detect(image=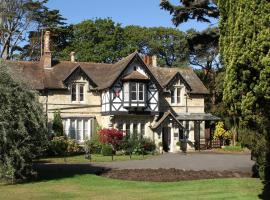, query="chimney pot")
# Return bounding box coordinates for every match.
[70,52,75,62]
